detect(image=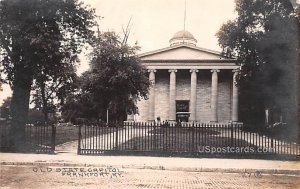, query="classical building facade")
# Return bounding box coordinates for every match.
[128,30,240,123]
